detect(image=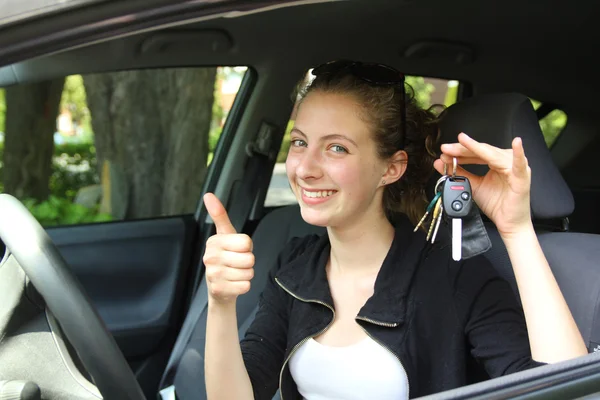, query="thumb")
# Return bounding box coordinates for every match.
[204,193,236,234]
